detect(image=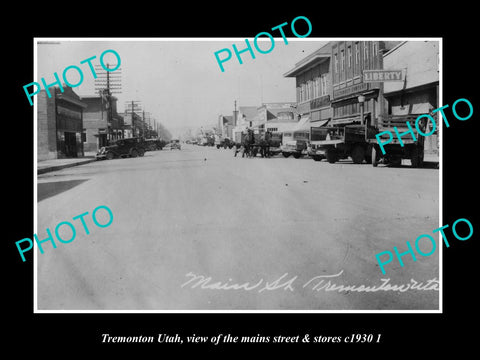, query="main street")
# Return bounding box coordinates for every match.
[36,145,440,311]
